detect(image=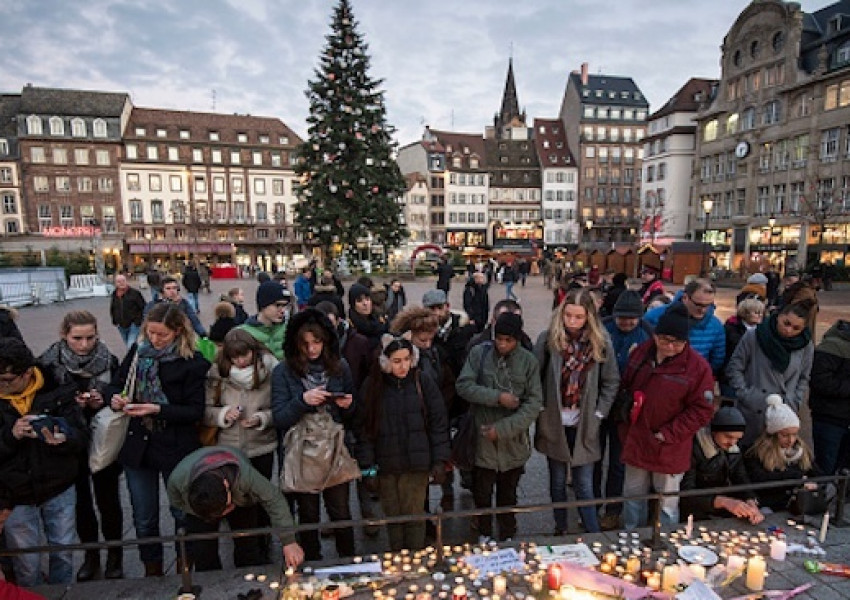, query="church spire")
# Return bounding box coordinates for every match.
[494,58,525,137]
